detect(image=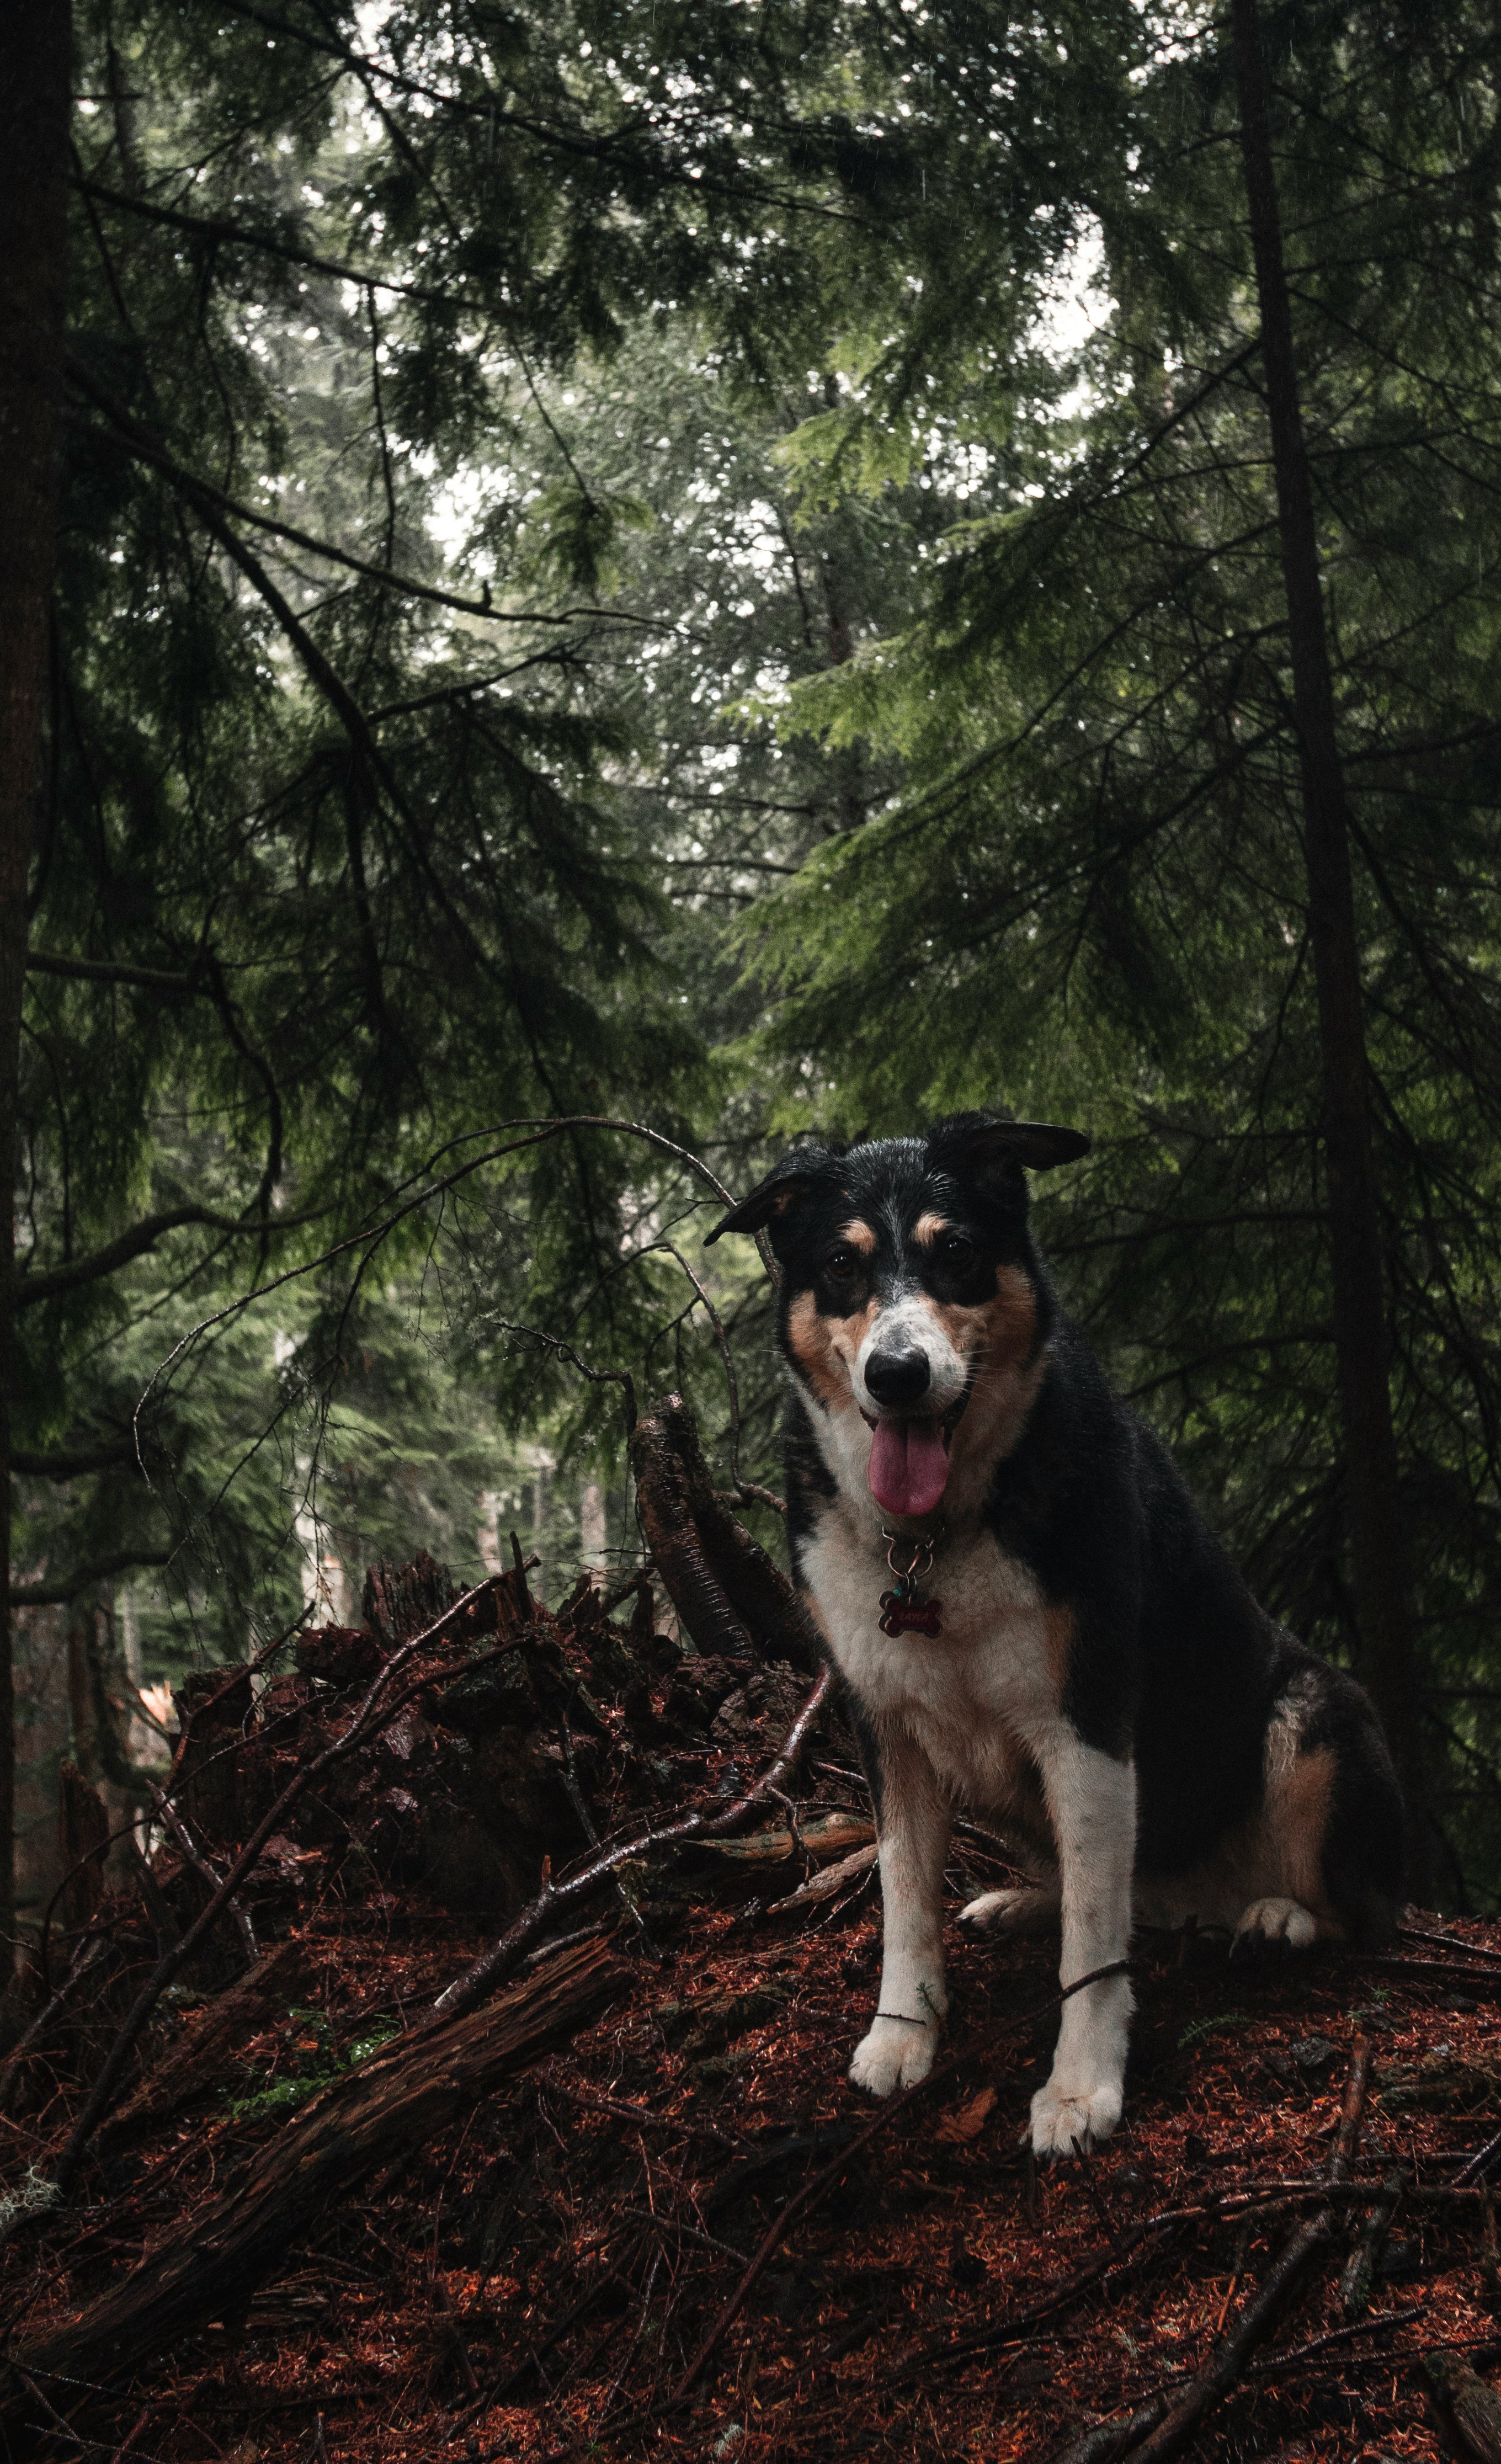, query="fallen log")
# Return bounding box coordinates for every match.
[5,1936,626,2422]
